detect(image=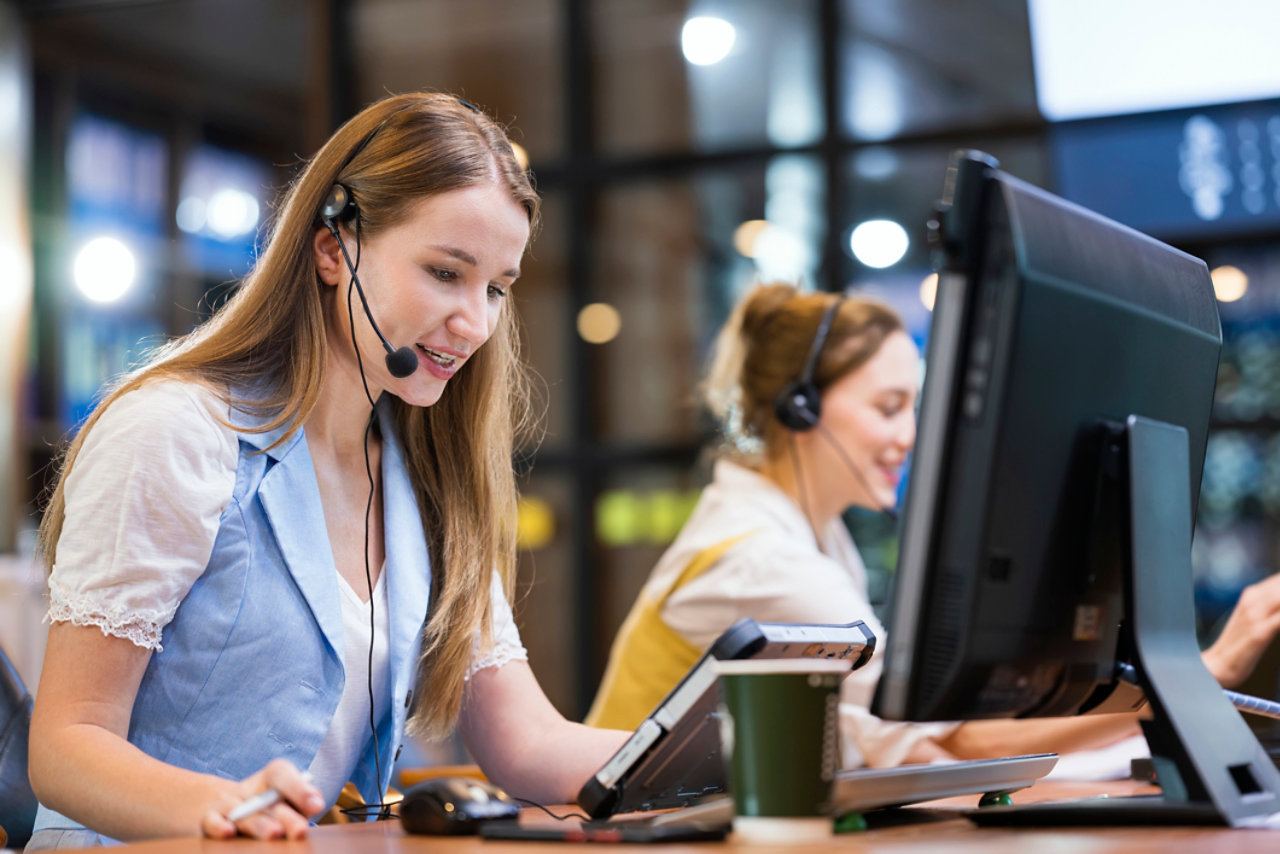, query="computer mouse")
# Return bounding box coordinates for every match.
[399,776,520,835]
